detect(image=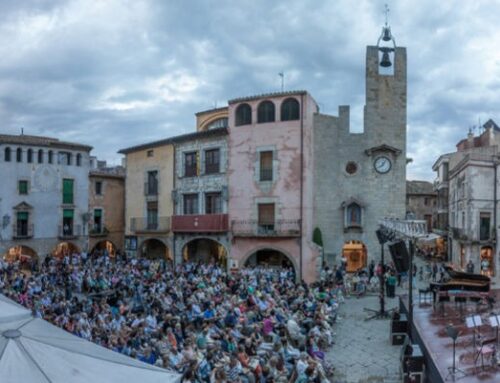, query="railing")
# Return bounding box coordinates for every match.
[205,162,220,174]
[232,219,301,237]
[58,224,82,239]
[172,214,228,233]
[184,166,197,177]
[259,168,273,181]
[89,226,109,237]
[451,227,469,241]
[144,182,158,196]
[130,216,170,233]
[13,224,34,239]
